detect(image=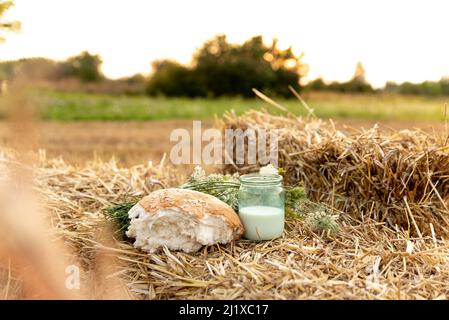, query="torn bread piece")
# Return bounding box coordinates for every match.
[126,188,244,253]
